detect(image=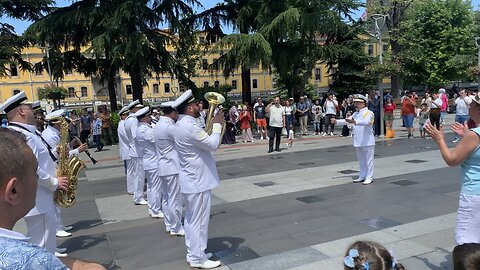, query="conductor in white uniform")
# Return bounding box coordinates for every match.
[0,91,69,253]
[155,101,184,236]
[124,100,147,205]
[173,90,223,269]
[332,94,375,185]
[117,106,131,189]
